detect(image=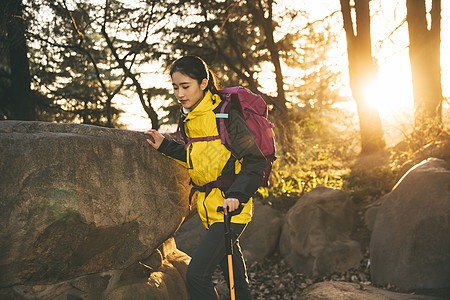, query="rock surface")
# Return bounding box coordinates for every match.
[175,203,281,263]
[299,281,442,300]
[105,238,191,300]
[174,213,206,257]
[0,238,191,299]
[279,186,363,276]
[240,203,282,262]
[370,158,450,293]
[0,121,191,287]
